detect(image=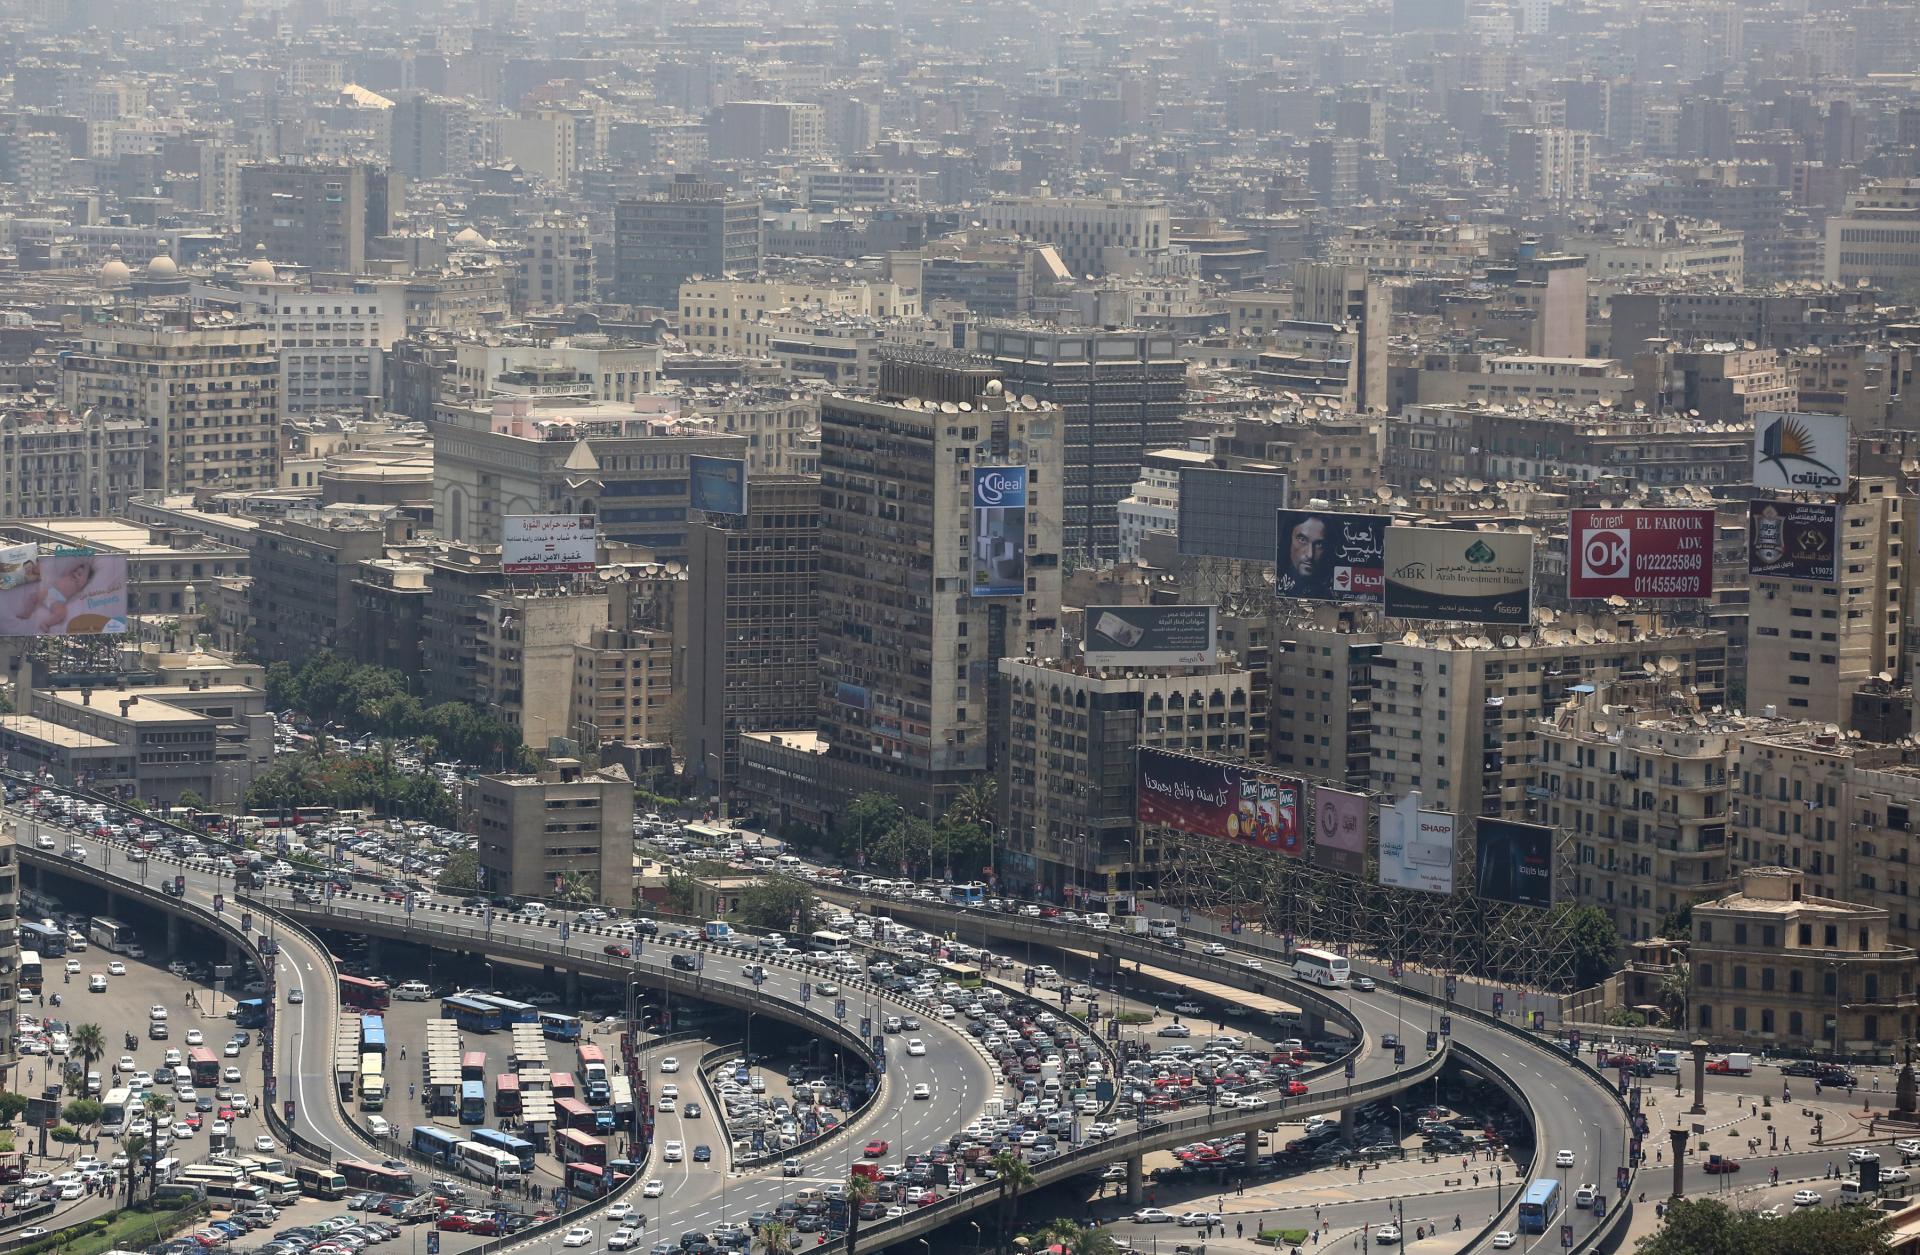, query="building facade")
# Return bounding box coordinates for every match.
[472,761,635,906]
